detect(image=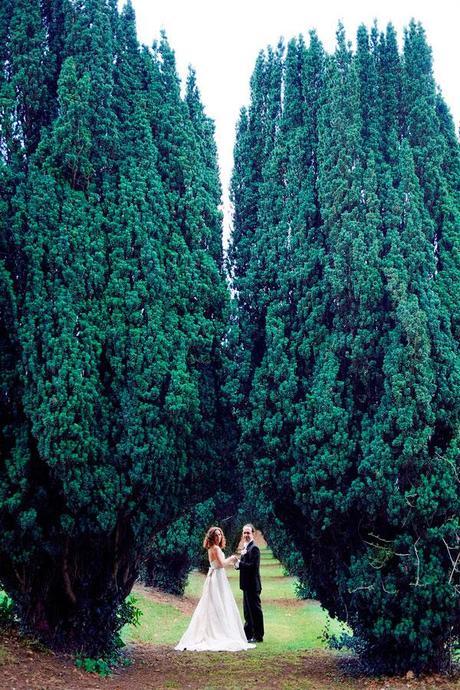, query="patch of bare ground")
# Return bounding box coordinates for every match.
[262,597,318,608]
[1,631,459,690]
